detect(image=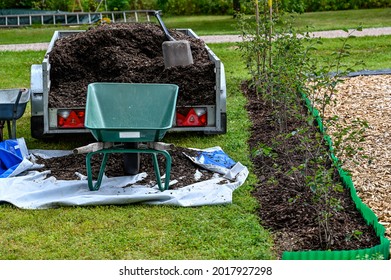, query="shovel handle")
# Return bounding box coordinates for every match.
[154,11,175,41]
